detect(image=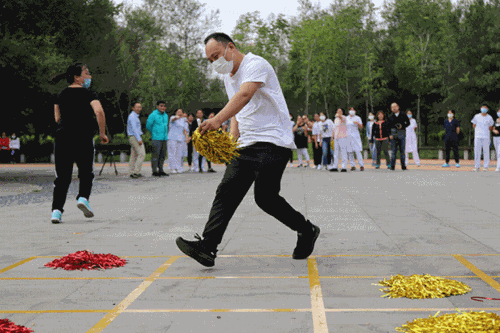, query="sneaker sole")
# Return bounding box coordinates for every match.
[176,237,215,267]
[51,218,62,224]
[292,226,321,260]
[77,202,94,218]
